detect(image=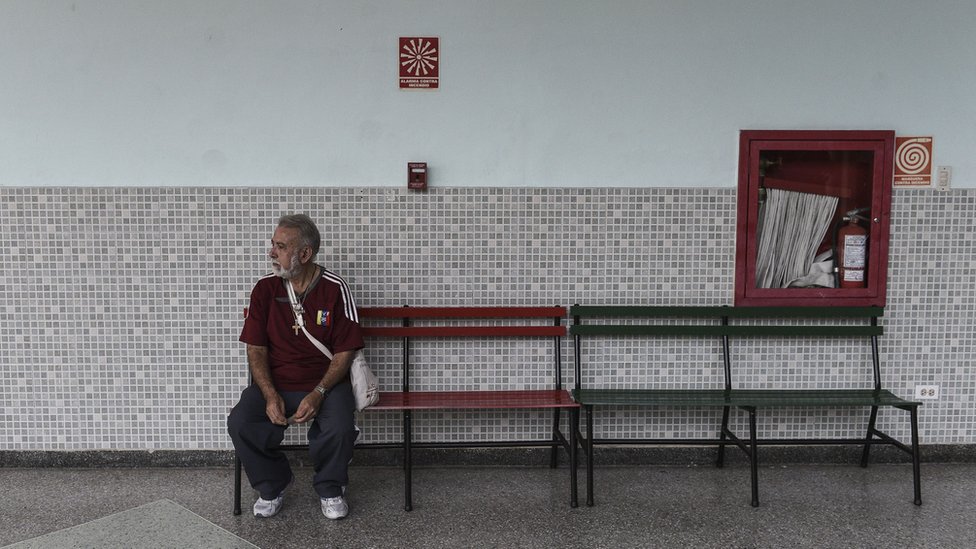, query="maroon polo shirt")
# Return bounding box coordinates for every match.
[240,266,365,392]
